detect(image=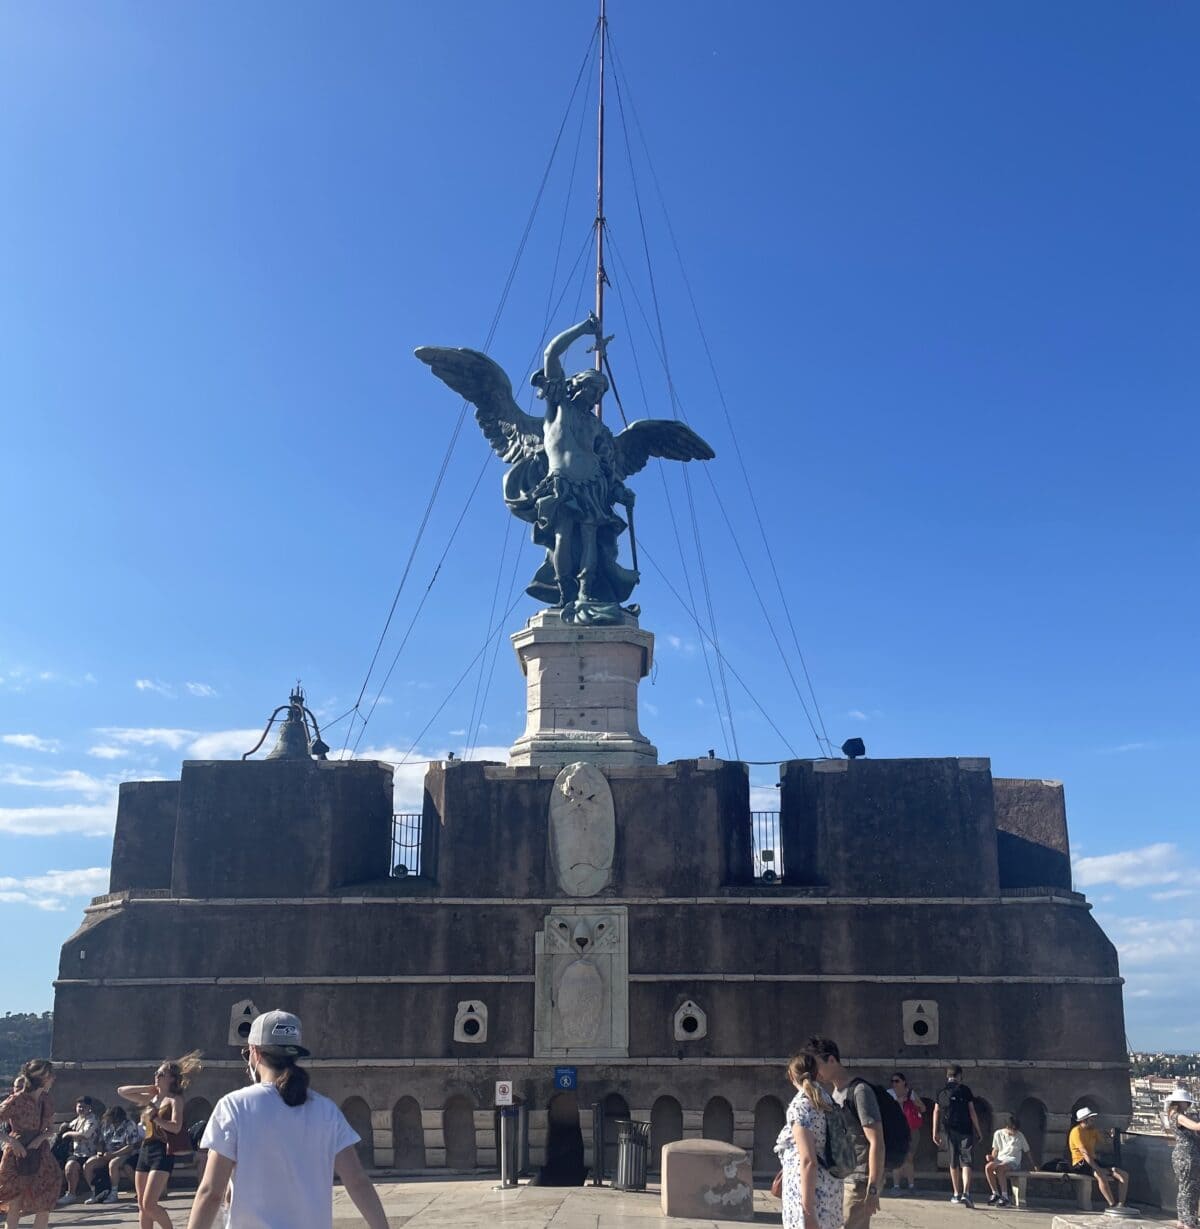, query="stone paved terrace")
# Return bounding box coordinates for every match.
[51,1176,1172,1229]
